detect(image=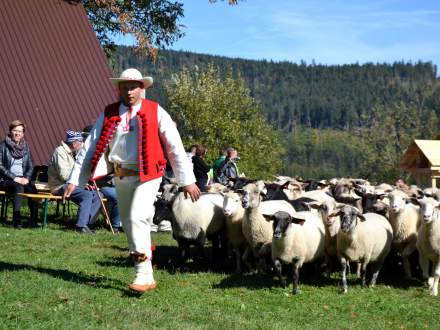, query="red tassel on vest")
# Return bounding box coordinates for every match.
[90,99,167,182]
